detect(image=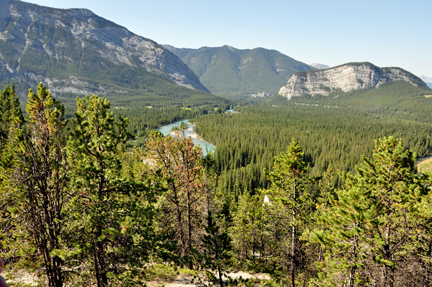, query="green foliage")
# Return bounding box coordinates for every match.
[171,121,189,132]
[66,95,159,286]
[195,104,432,196]
[0,83,69,287]
[309,137,431,286]
[276,81,432,123]
[200,210,232,286]
[167,46,315,98]
[0,83,23,145]
[145,131,208,261]
[0,1,230,110]
[262,140,315,285]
